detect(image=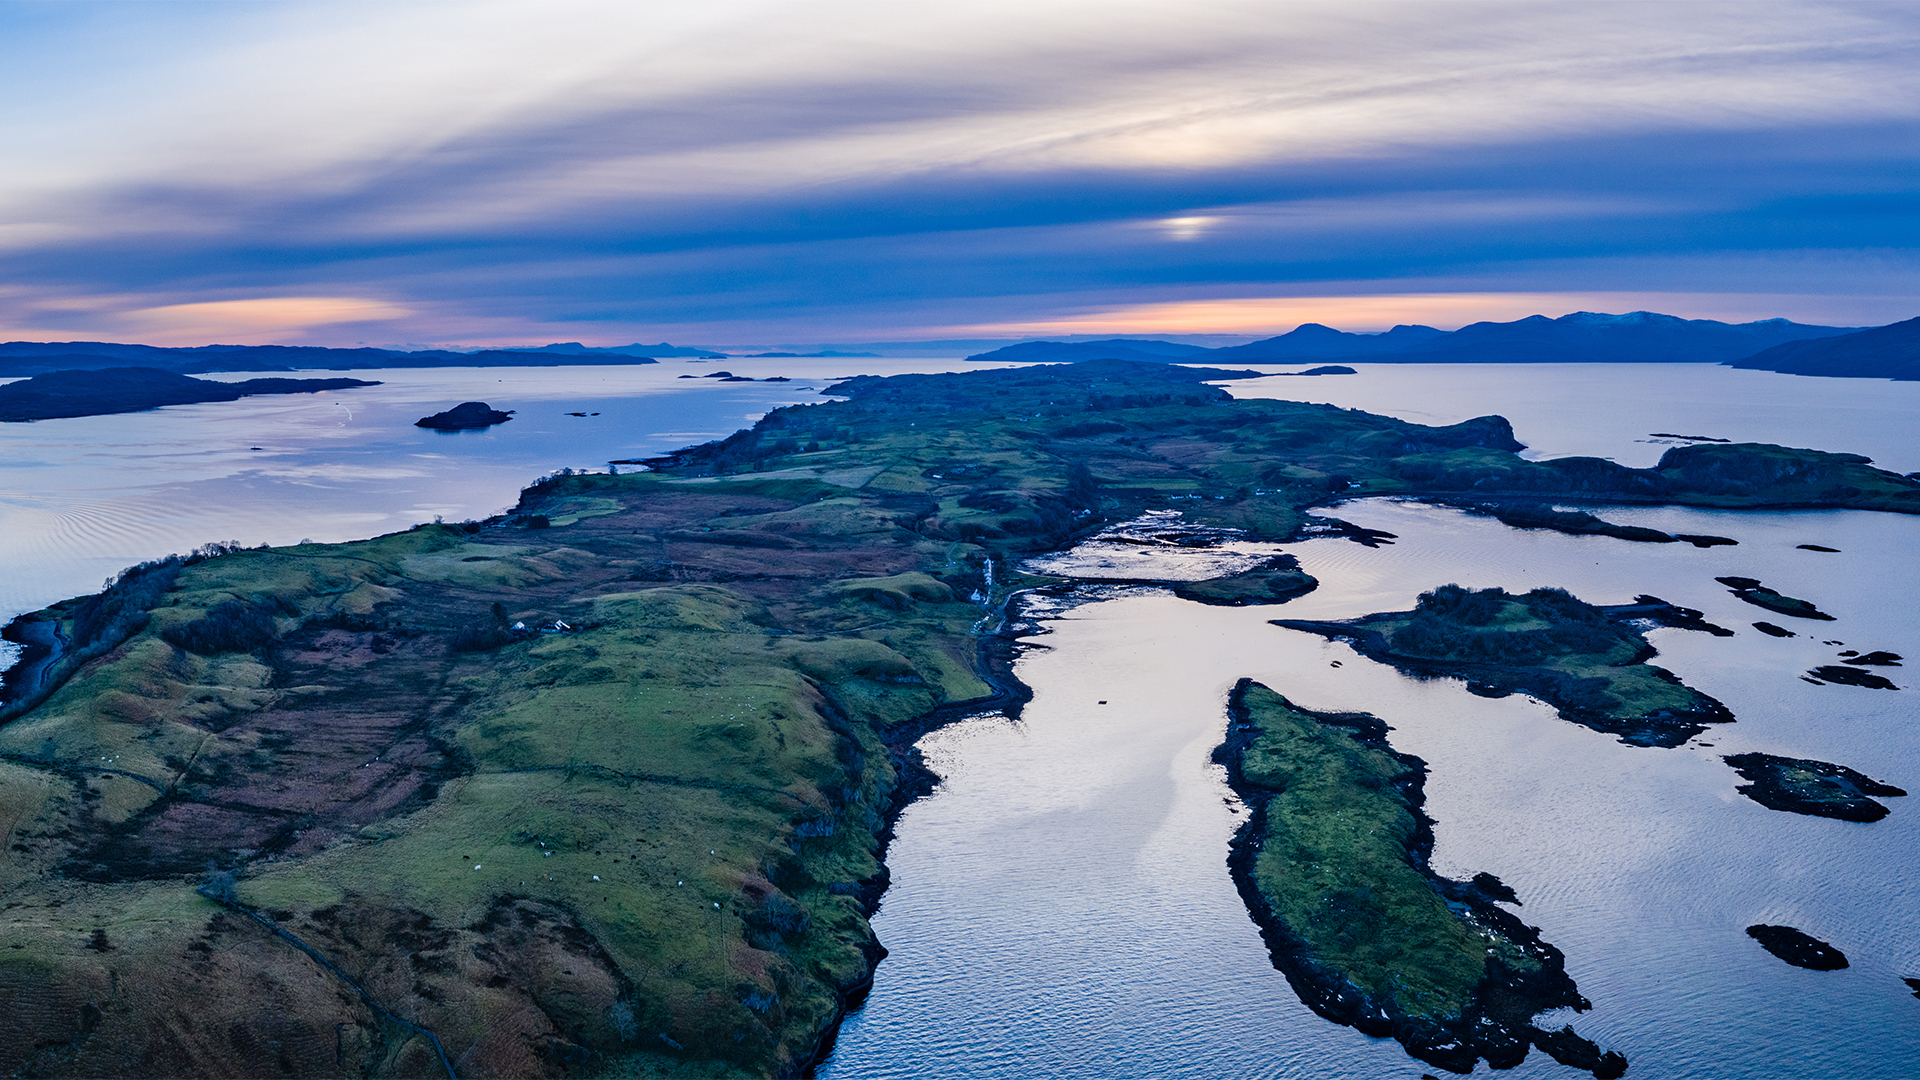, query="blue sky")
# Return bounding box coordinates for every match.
[0,0,1915,347]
